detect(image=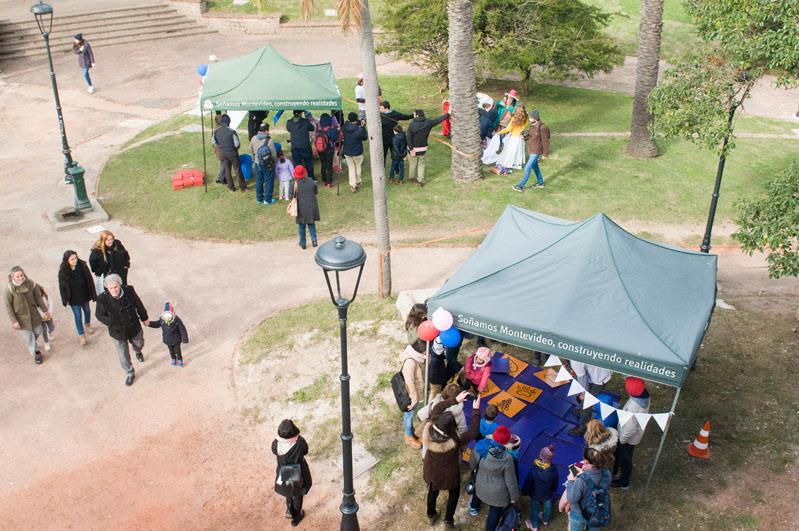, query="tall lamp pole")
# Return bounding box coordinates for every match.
[315,235,366,531]
[31,1,91,212]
